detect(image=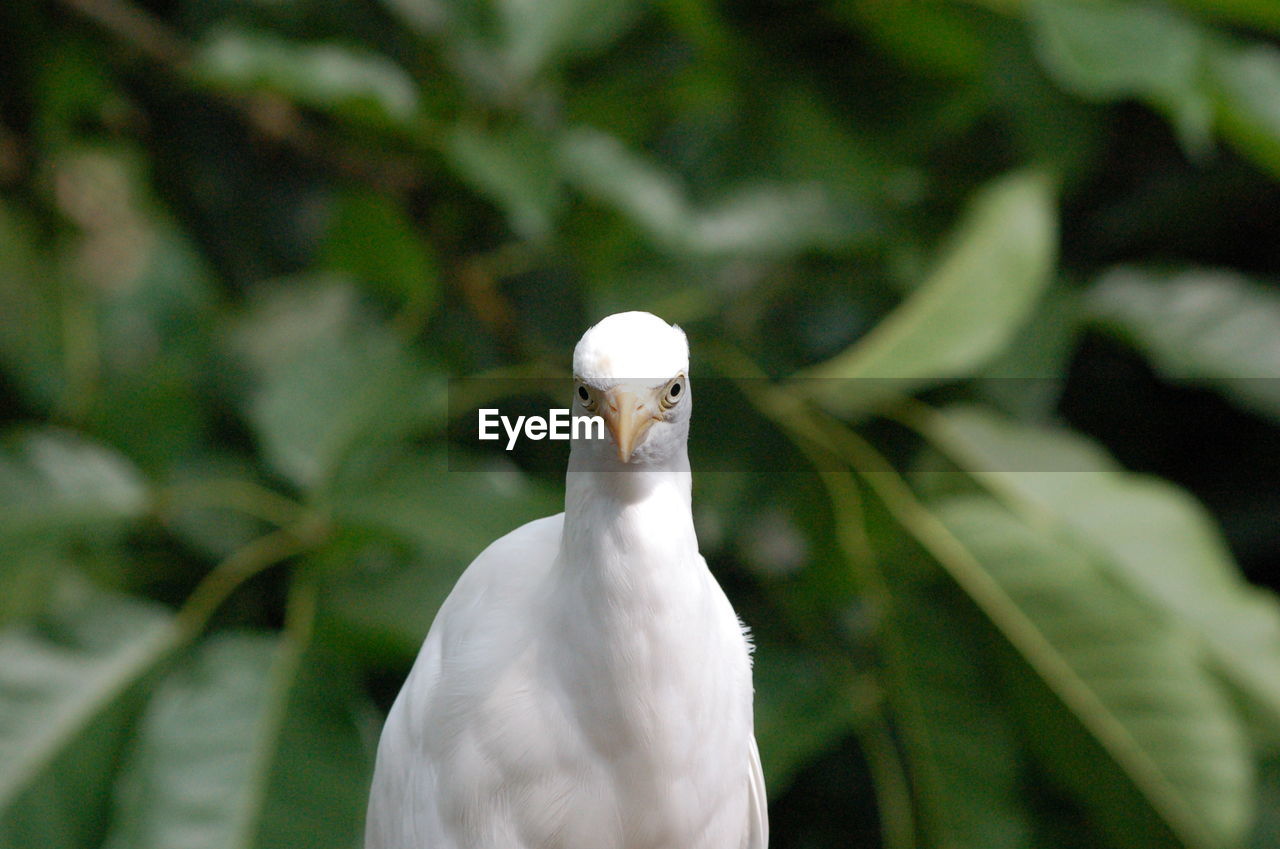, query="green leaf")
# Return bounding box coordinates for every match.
[1170,0,1280,36]
[795,170,1056,413]
[445,122,565,241]
[0,204,65,411]
[751,644,862,797]
[812,459,1039,849]
[1028,0,1213,153]
[51,145,222,471]
[1086,267,1280,422]
[934,494,1253,849]
[233,281,445,491]
[833,0,987,79]
[103,631,374,849]
[321,189,439,305]
[927,406,1280,746]
[1026,0,1280,177]
[0,583,176,848]
[880,559,1035,849]
[377,0,447,40]
[1209,42,1280,179]
[253,643,374,849]
[975,285,1082,420]
[922,403,1117,477]
[33,40,121,149]
[764,85,898,200]
[104,634,279,849]
[315,449,561,662]
[381,0,642,86]
[560,127,868,258]
[157,457,280,562]
[1027,0,1280,179]
[190,30,420,128]
[846,477,1038,849]
[0,548,64,630]
[1250,754,1280,849]
[495,0,644,84]
[0,429,149,546]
